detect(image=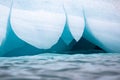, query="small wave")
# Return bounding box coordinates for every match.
[0,53,120,80]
